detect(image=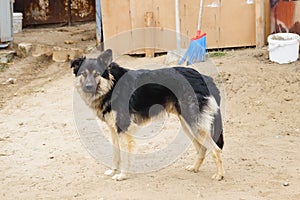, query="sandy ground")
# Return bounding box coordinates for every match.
[0,23,300,199]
